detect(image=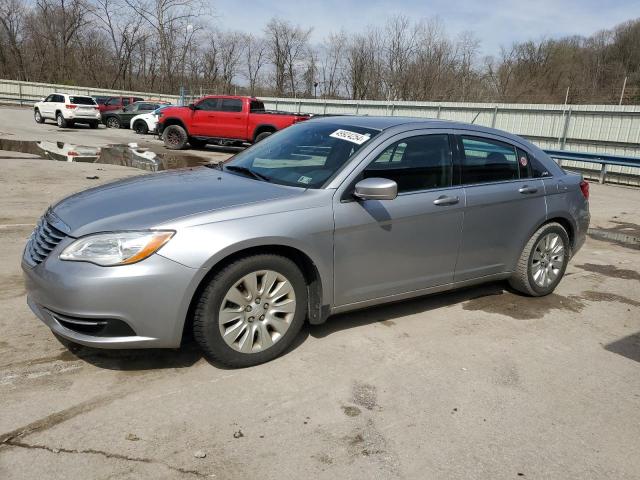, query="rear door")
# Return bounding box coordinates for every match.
[453,132,547,281]
[333,130,465,306]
